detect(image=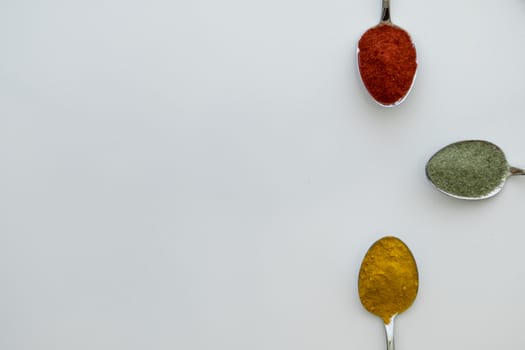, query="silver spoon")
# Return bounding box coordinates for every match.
[357,0,417,107]
[426,140,524,200]
[358,236,419,350]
